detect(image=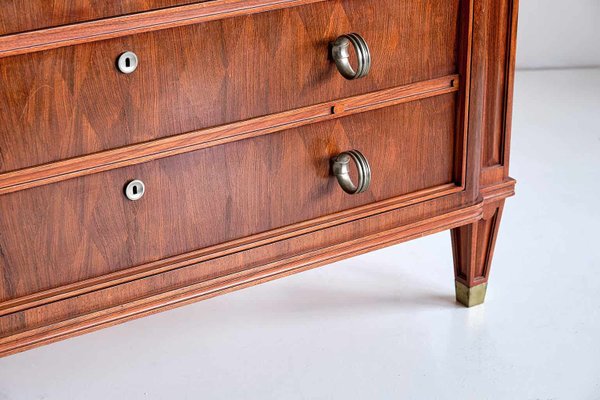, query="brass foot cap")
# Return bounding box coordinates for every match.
[455,281,488,307]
